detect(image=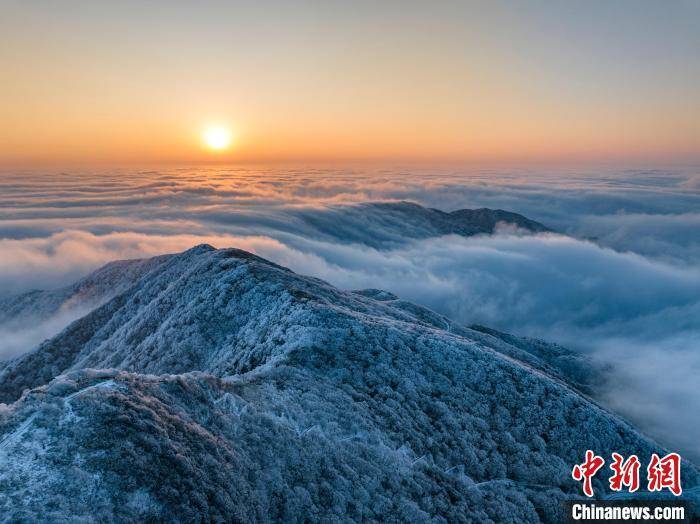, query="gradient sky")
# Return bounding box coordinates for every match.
[1,0,699,166]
